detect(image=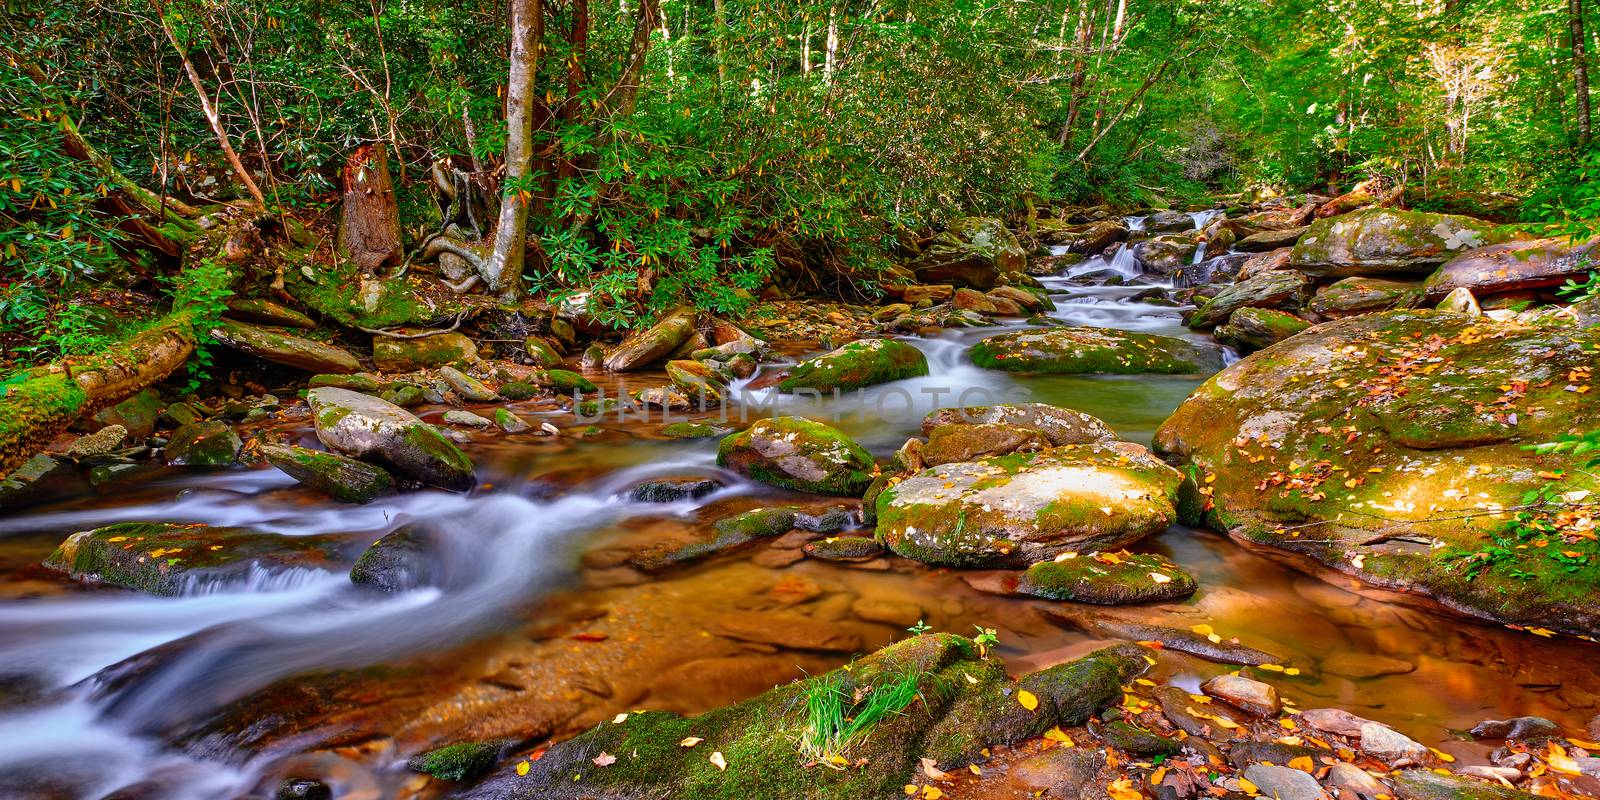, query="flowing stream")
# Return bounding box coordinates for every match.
[3,226,1598,798]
